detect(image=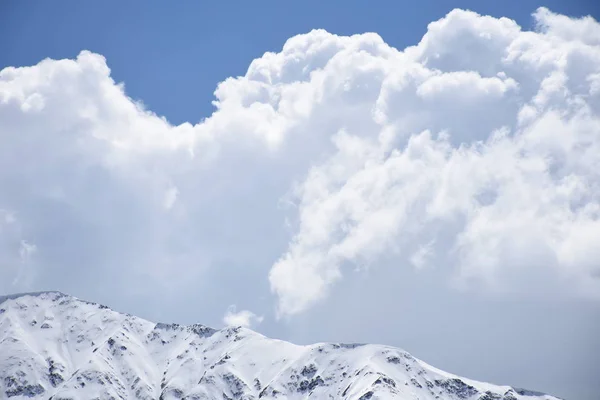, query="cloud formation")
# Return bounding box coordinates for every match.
[222,305,264,328]
[0,8,599,318]
[266,7,600,315]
